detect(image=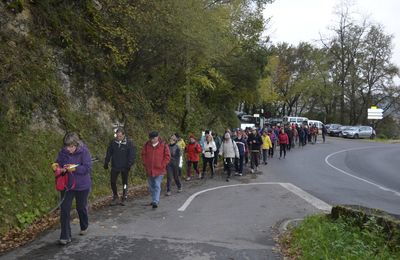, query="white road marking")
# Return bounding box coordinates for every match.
[177,182,332,212]
[324,146,400,197]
